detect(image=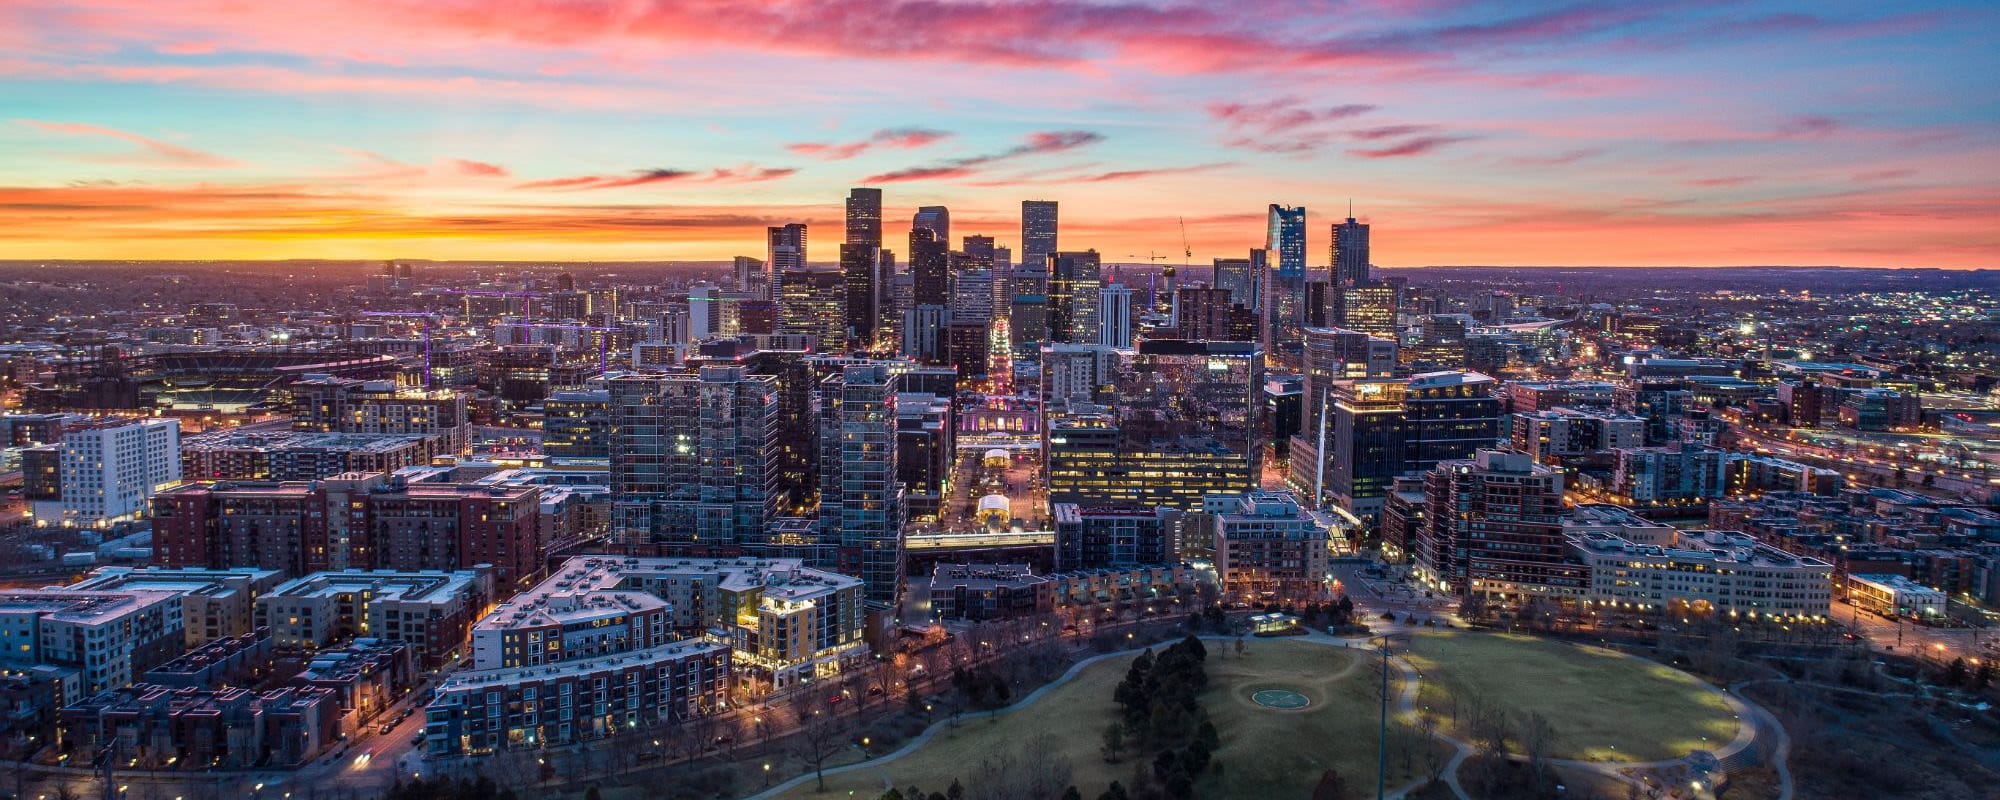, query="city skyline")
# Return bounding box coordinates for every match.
[1,0,1996,267]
